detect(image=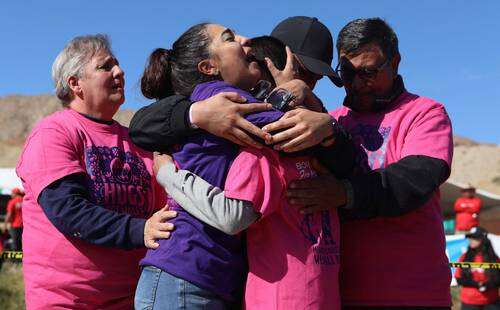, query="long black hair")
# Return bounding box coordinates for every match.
[141,23,218,99]
[461,231,500,285]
